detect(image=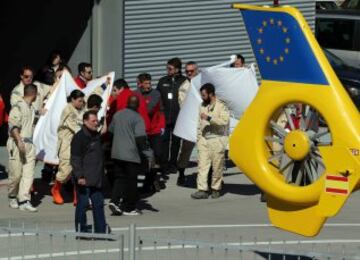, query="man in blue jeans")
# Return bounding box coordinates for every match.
[71,110,108,234]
